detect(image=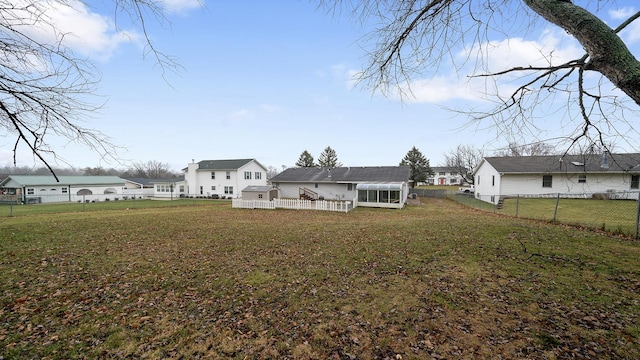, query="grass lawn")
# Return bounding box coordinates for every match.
[496,197,639,236]
[1,199,639,359]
